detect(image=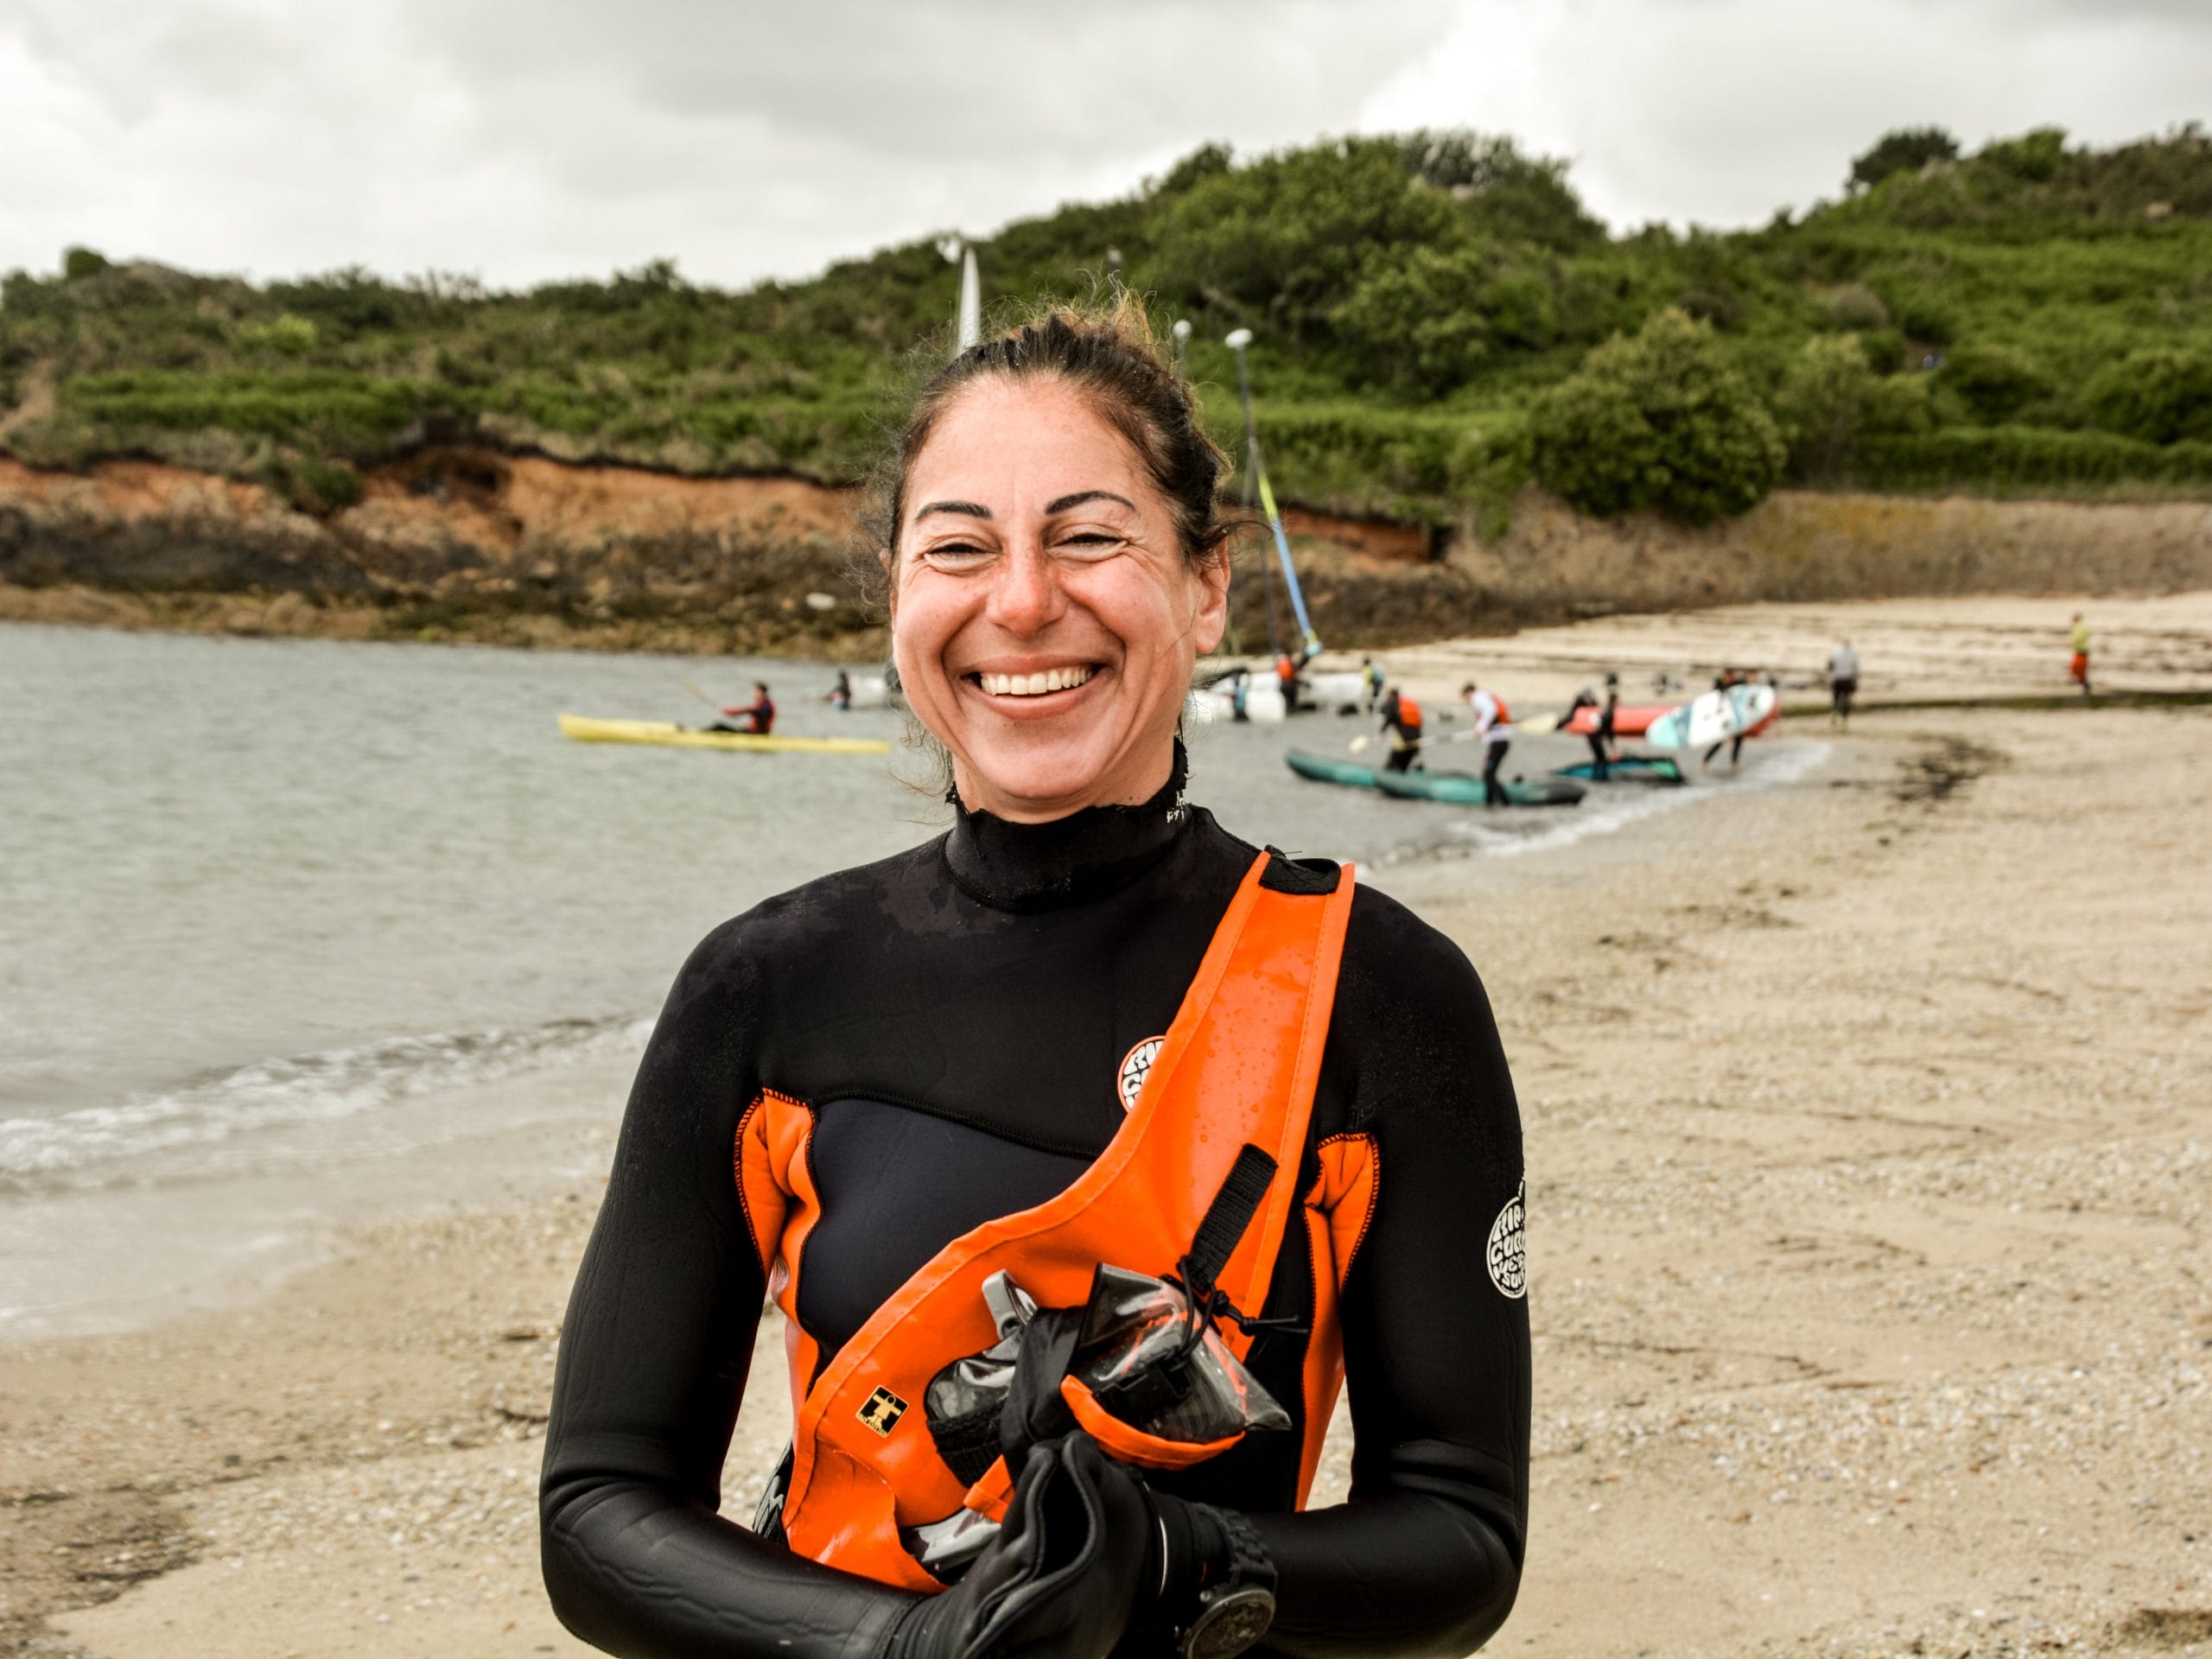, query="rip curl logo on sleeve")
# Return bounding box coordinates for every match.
[1486,1181,1527,1300]
[1116,1036,1165,1112]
